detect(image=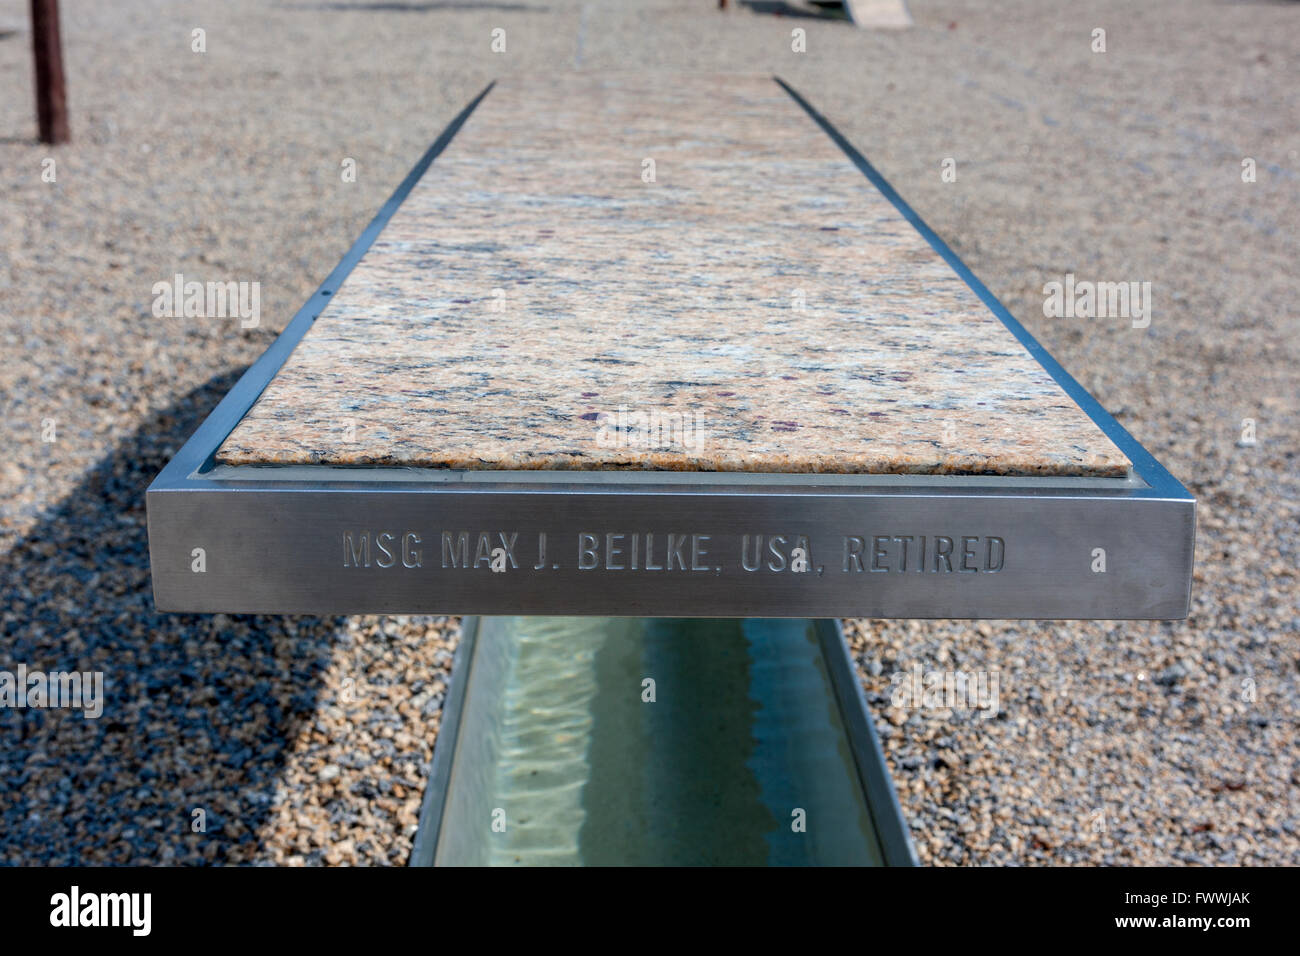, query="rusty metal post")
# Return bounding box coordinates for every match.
[30,0,70,144]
